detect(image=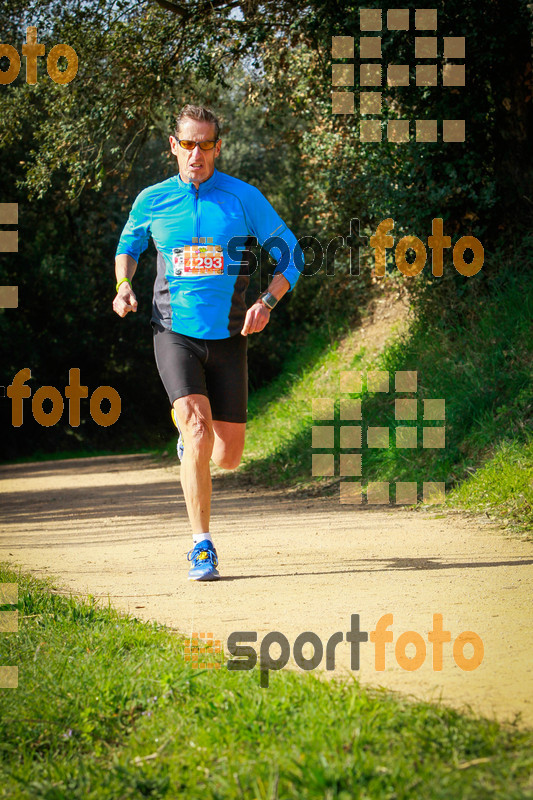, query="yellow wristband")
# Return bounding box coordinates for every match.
[116,277,132,293]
